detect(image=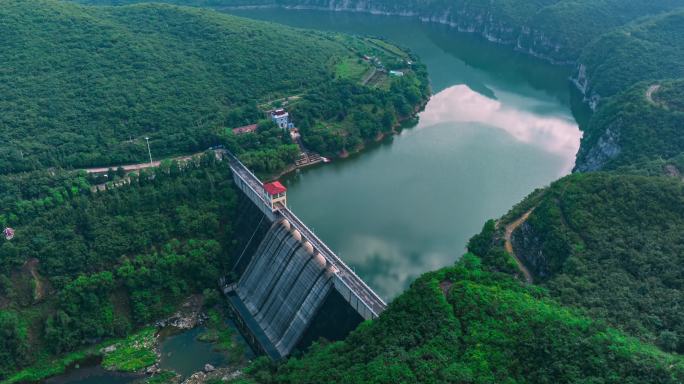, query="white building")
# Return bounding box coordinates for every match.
[271,108,290,129]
